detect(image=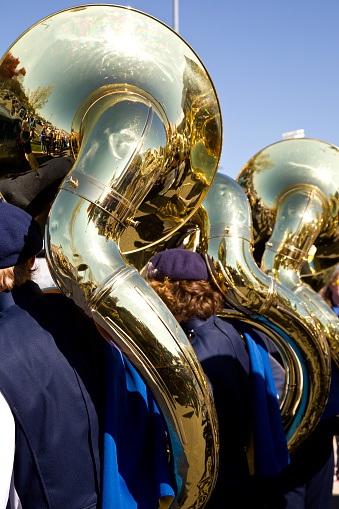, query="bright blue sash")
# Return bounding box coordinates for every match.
[101,341,175,508]
[243,329,290,477]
